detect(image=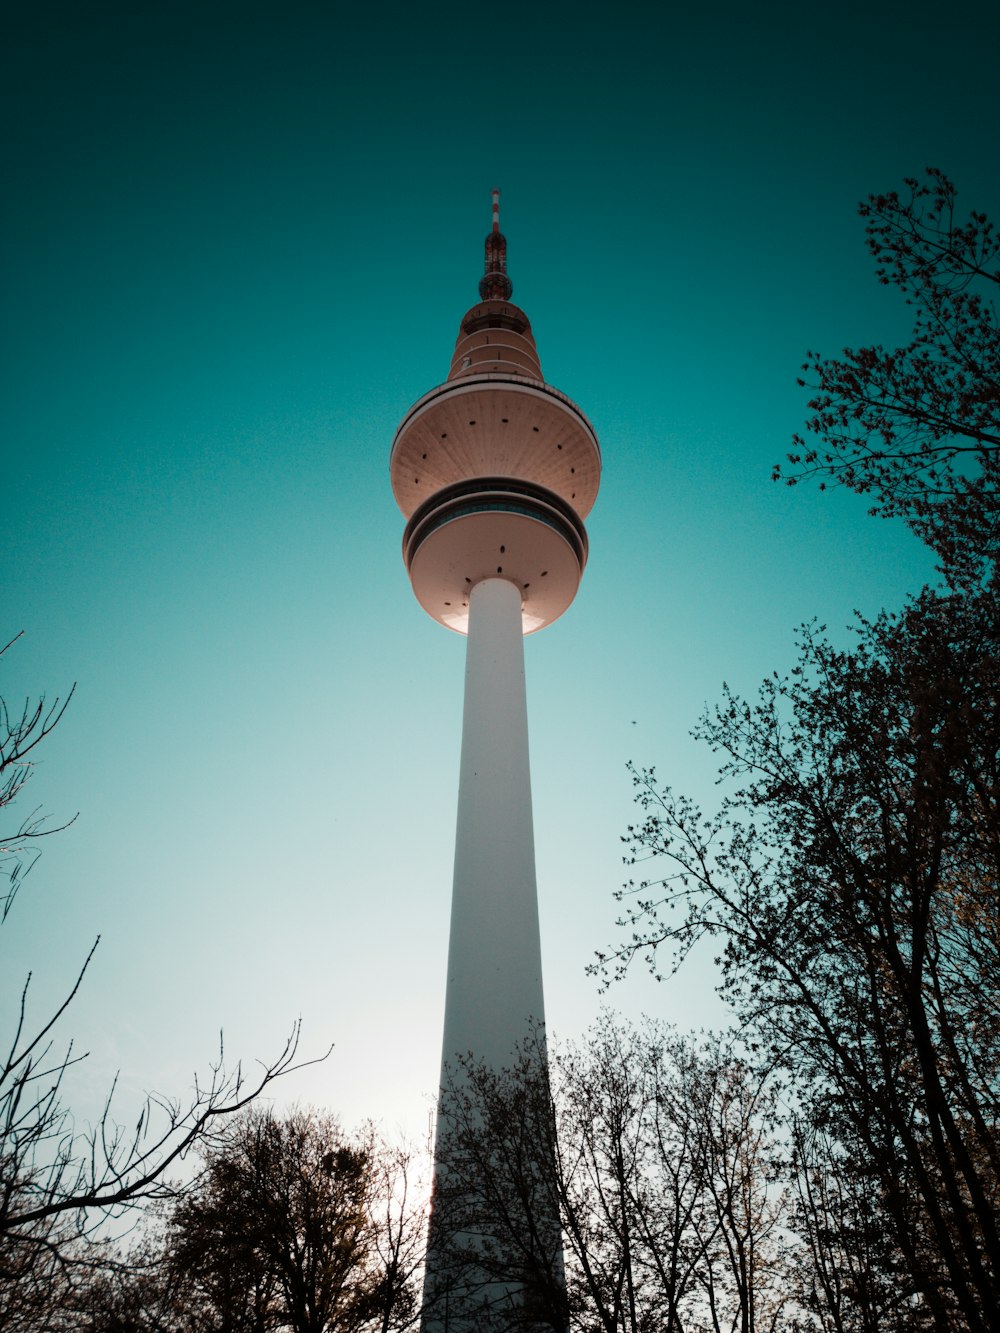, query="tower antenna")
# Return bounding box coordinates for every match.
[480,187,513,301]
